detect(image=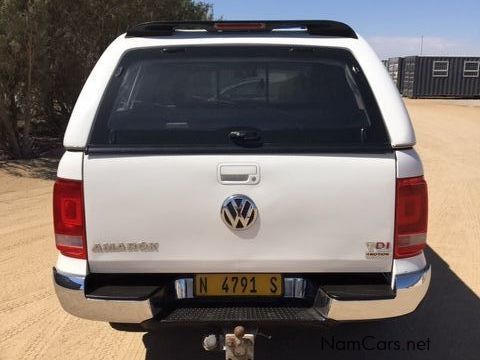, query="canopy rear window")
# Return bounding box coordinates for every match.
[89,46,390,153]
